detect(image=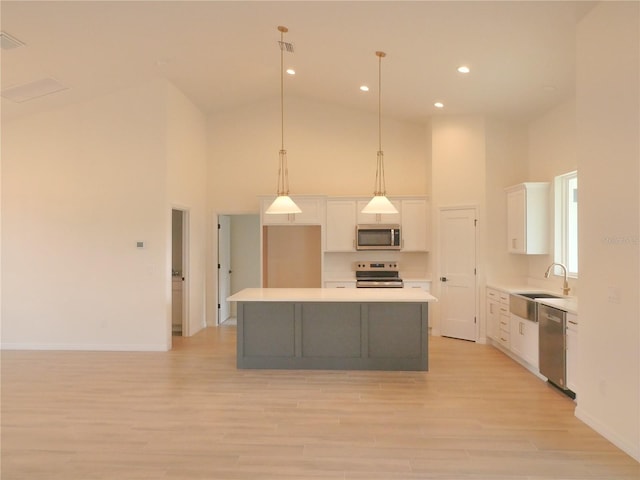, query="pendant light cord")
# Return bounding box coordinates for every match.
[375,51,386,196]
[378,52,382,153]
[277,26,289,196]
[280,28,285,152]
